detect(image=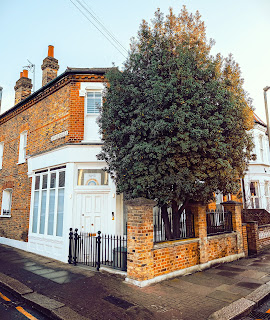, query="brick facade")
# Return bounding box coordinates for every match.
[0,56,107,244]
